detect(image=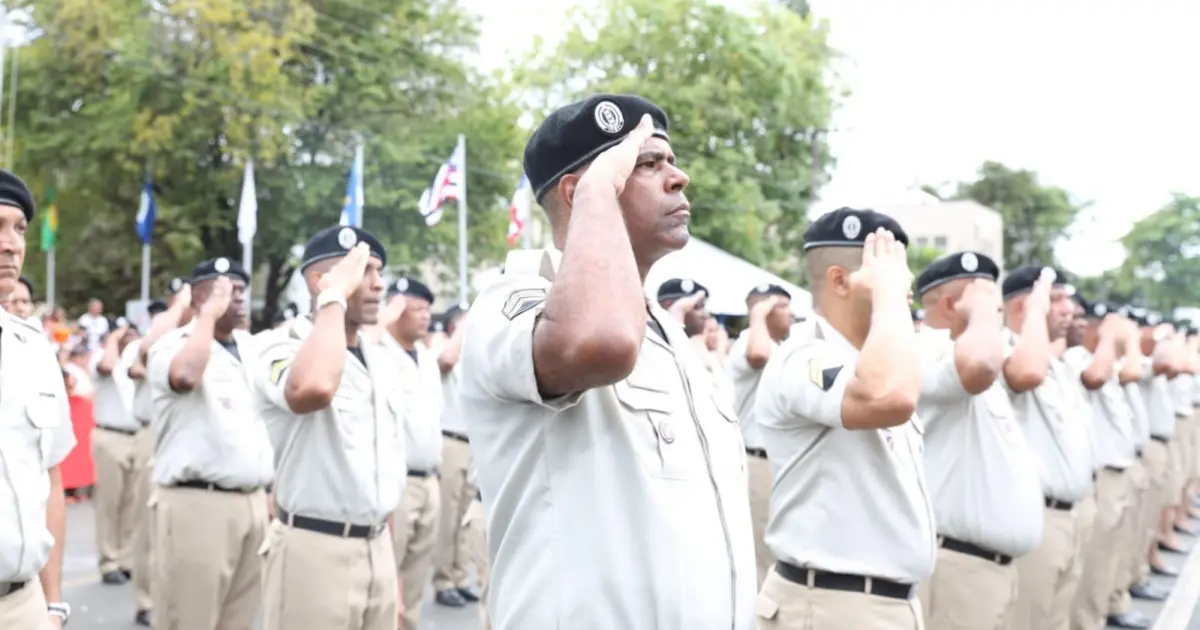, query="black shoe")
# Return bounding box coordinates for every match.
[1174,522,1198,535]
[457,586,481,603]
[121,568,132,581]
[435,589,467,608]
[1151,563,1180,577]
[1159,540,1191,554]
[134,610,152,627]
[101,570,128,585]
[1130,581,1169,601]
[1107,611,1151,629]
